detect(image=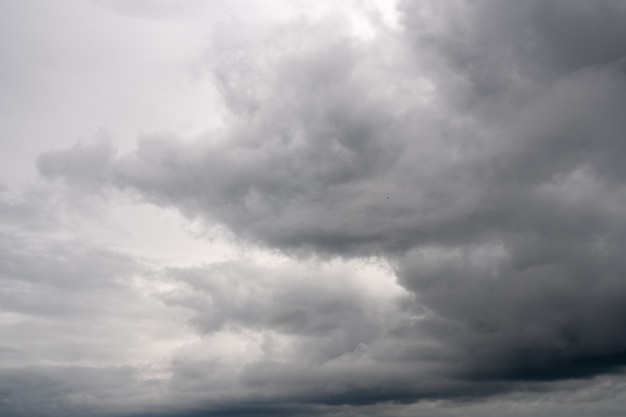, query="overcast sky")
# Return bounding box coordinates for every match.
[3,0,626,416]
